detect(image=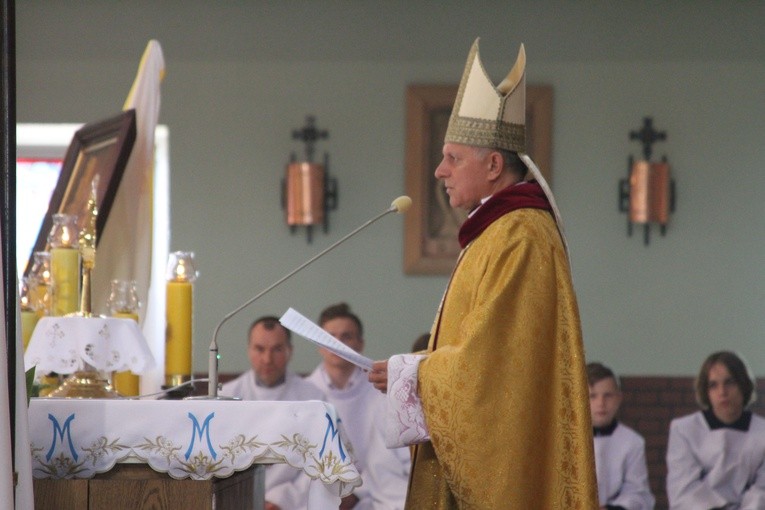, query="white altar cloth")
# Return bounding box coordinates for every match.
[24,316,155,374]
[28,399,361,505]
